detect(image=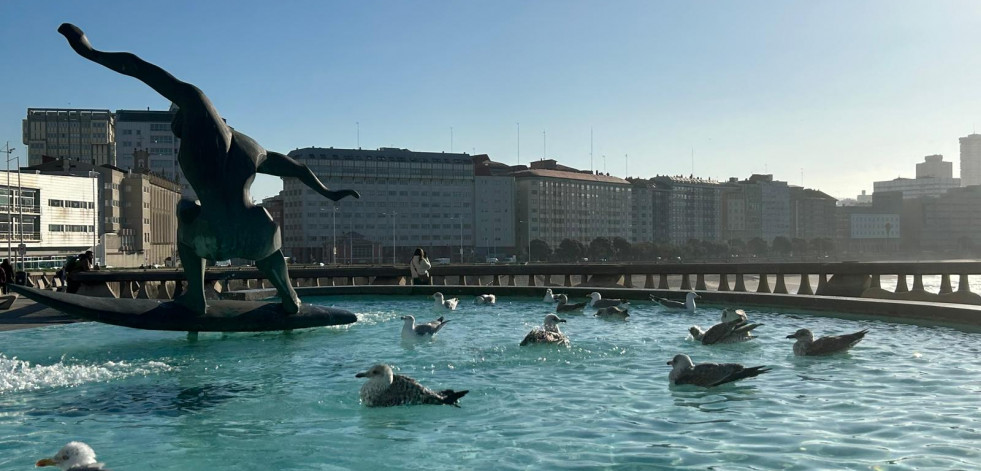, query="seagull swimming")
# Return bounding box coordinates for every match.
[587,292,627,309]
[667,353,770,387]
[556,300,588,313]
[689,309,762,345]
[651,292,699,313]
[36,442,107,471]
[595,305,630,319]
[543,288,567,304]
[401,315,451,339]
[356,364,469,407]
[432,292,459,310]
[520,313,570,346]
[474,294,497,305]
[787,328,869,356]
